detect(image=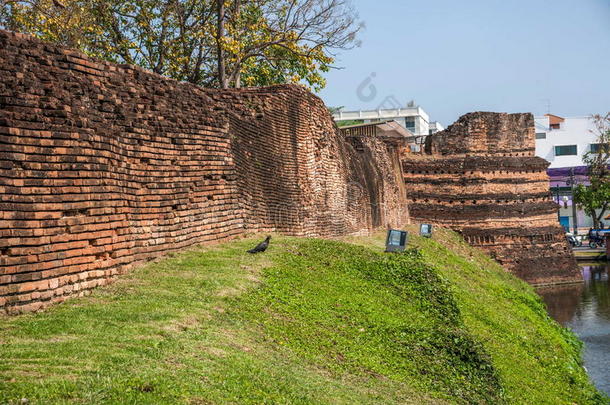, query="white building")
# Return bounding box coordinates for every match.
[332,105,436,137]
[534,114,605,232]
[534,114,600,168]
[429,121,445,134]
